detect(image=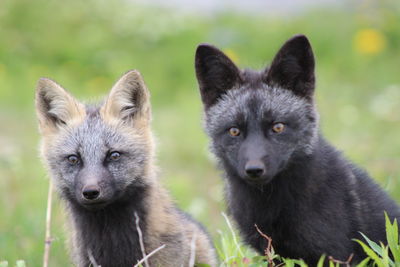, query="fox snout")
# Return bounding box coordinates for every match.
[82,184,101,200]
[78,180,109,207]
[77,180,113,209]
[239,137,271,183]
[238,134,289,184]
[241,157,271,184]
[75,168,115,209]
[245,160,266,179]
